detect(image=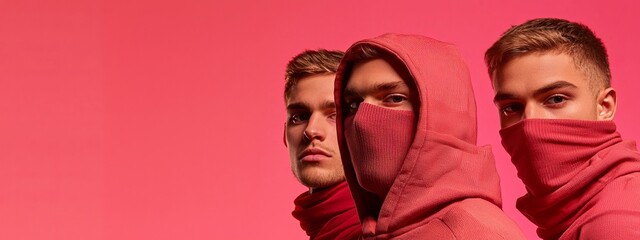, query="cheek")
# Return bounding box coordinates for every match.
[577,103,600,120]
[325,123,337,137]
[403,101,414,111]
[554,99,599,120]
[499,117,512,129]
[285,127,301,147]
